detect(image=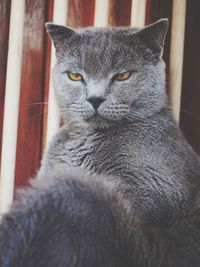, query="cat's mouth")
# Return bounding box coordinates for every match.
[85,110,111,123]
[86,111,121,125]
[80,102,130,123]
[87,112,104,121]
